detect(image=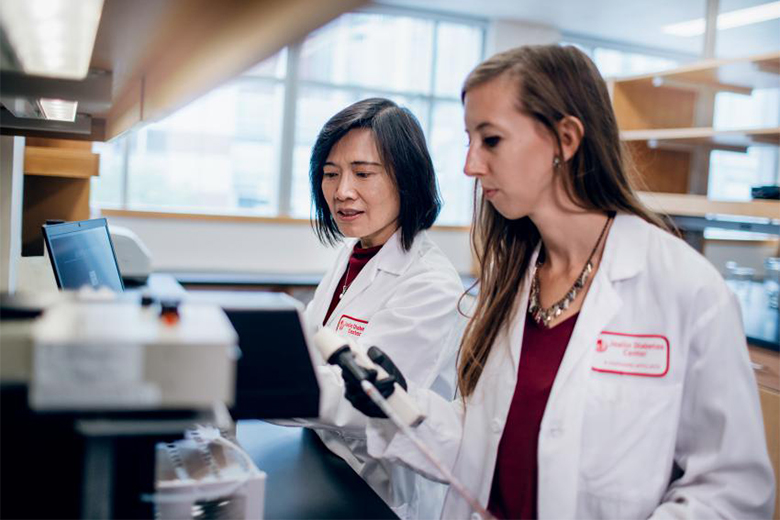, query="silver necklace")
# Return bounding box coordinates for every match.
[528,214,613,328]
[339,262,352,299]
